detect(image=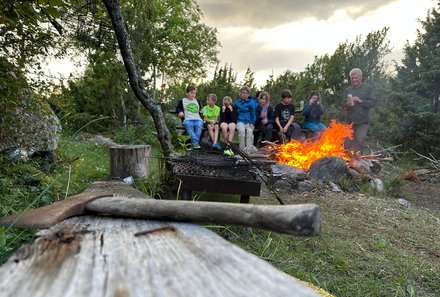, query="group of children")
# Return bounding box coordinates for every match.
[176,85,327,151]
